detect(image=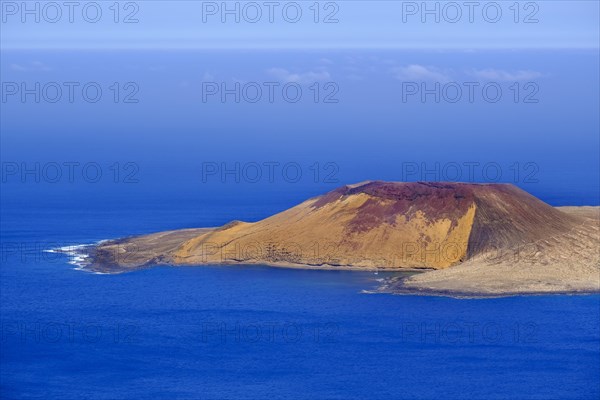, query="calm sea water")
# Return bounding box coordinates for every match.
[1,193,599,400]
